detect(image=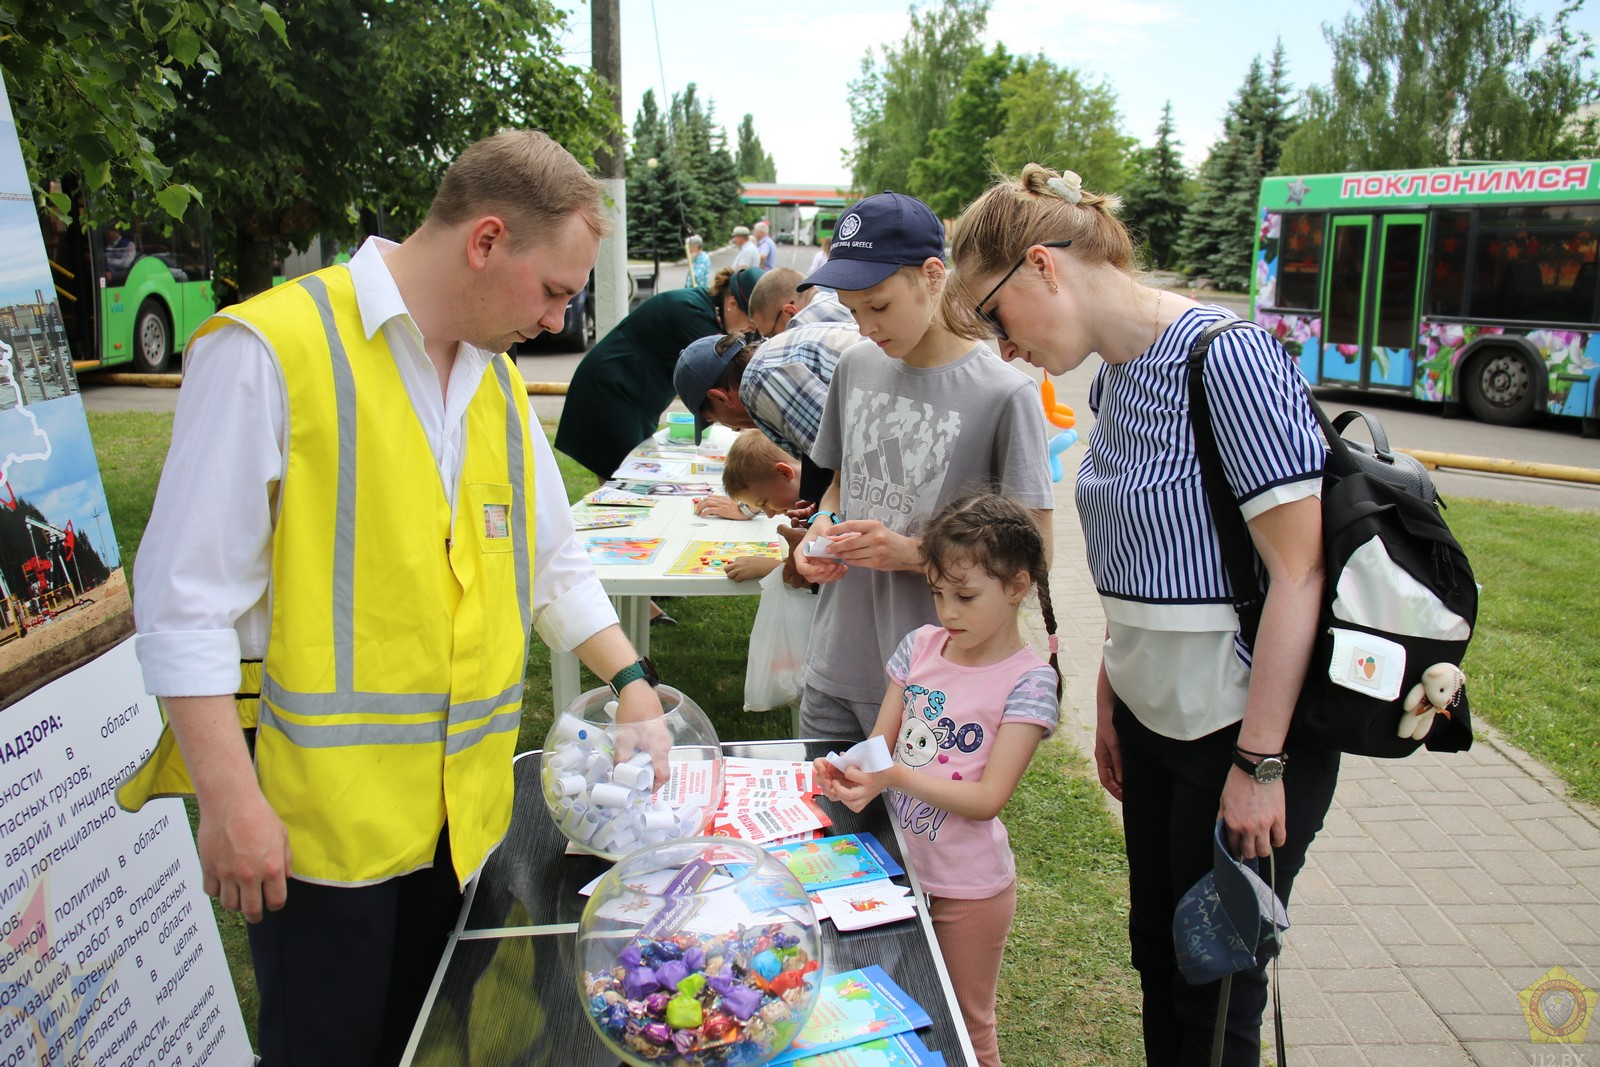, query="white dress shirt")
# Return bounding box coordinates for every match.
[133,237,618,698]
